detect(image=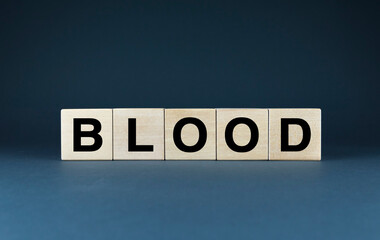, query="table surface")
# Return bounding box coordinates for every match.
[0,146,379,240]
